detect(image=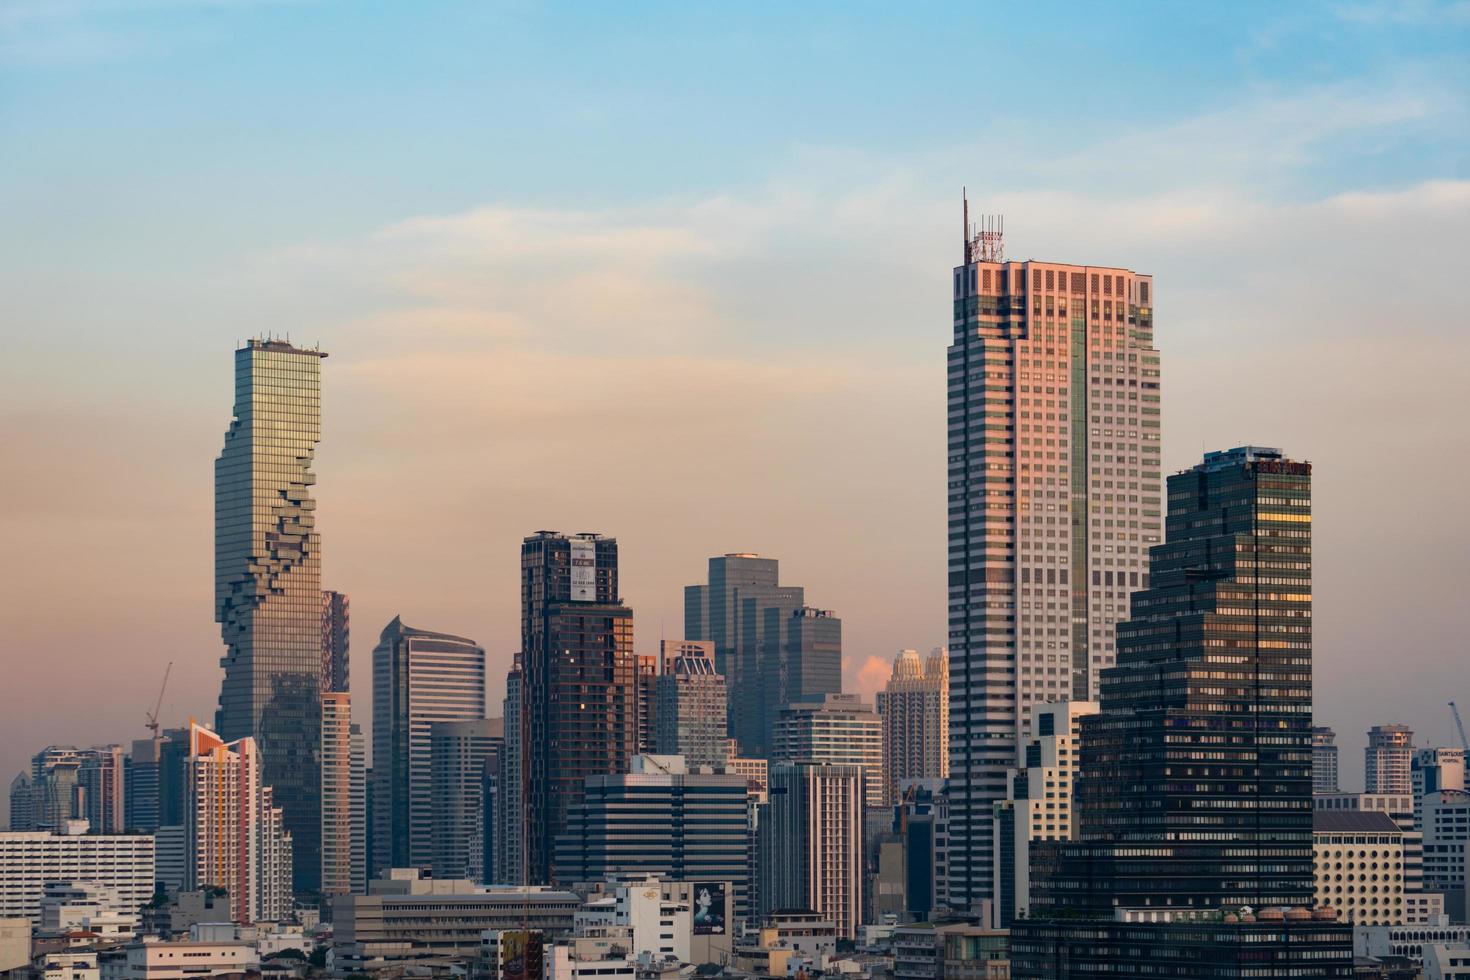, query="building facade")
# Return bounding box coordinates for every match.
[495,656,524,885]
[214,338,328,893]
[772,694,884,810]
[184,723,292,924]
[1313,810,1405,926]
[520,531,635,885]
[321,590,350,695]
[430,718,502,881]
[320,692,365,897]
[1415,748,1467,827]
[371,616,487,876]
[555,756,753,920]
[877,648,950,806]
[1012,448,1351,978]
[1315,726,1341,795]
[0,827,154,923]
[946,228,1162,911]
[992,698,1098,927]
[655,646,729,768]
[762,762,864,940]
